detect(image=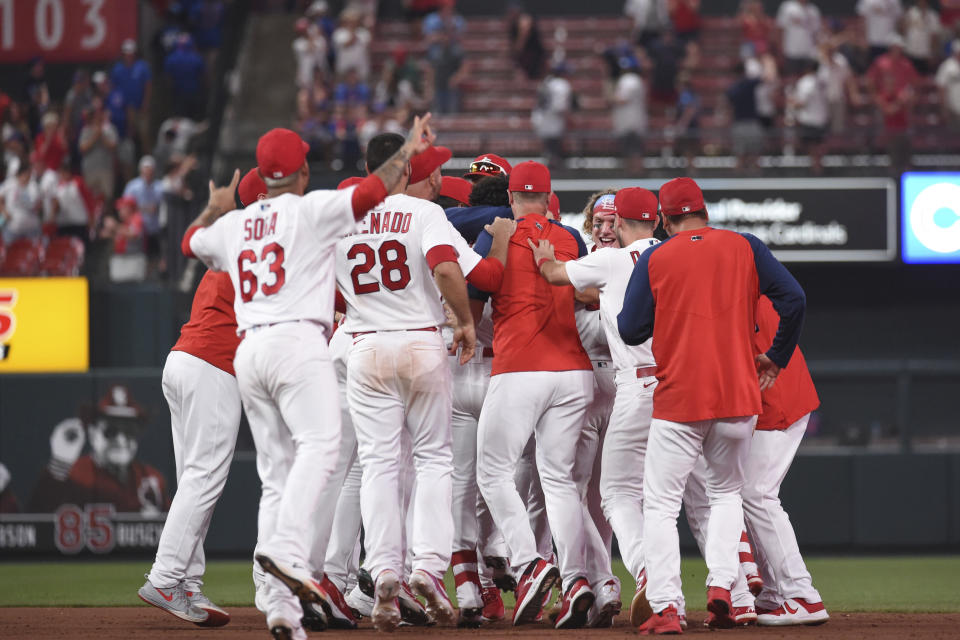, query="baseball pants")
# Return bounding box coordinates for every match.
[684,457,755,607]
[148,350,242,590]
[477,369,594,588]
[573,362,617,588]
[598,371,656,582]
[515,436,554,561]
[349,330,454,583]
[236,321,342,625]
[742,415,823,608]
[642,415,757,613]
